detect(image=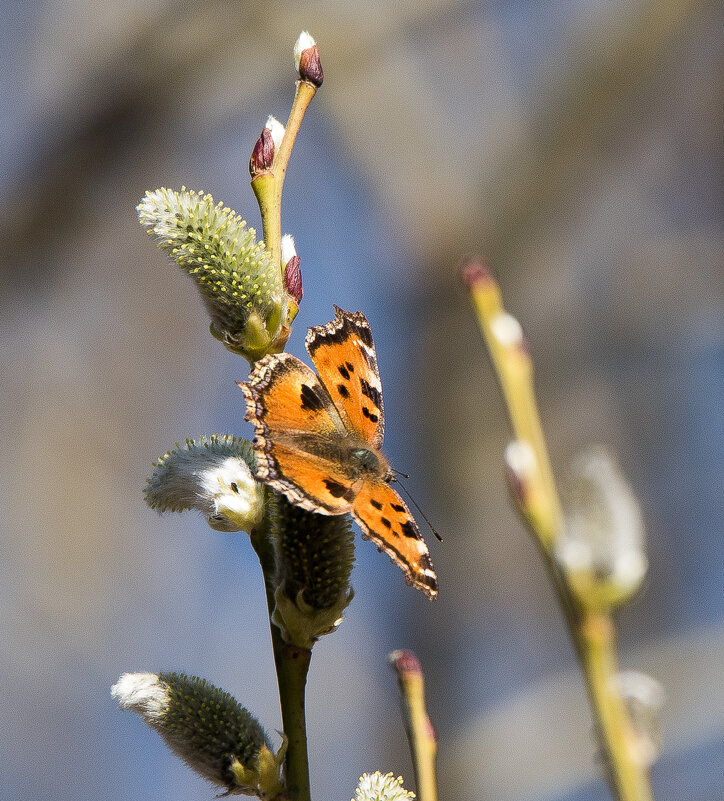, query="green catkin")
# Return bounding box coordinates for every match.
[269,493,355,610]
[137,188,283,348]
[157,672,270,792]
